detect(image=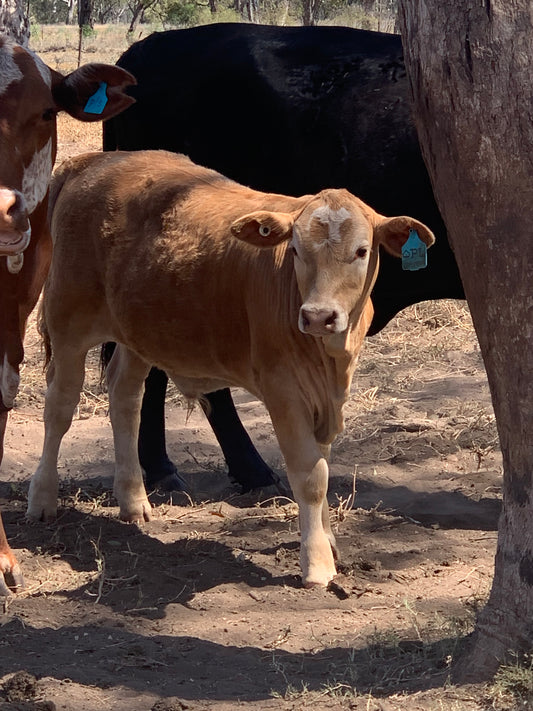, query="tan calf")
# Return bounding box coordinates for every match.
[27,150,434,587]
